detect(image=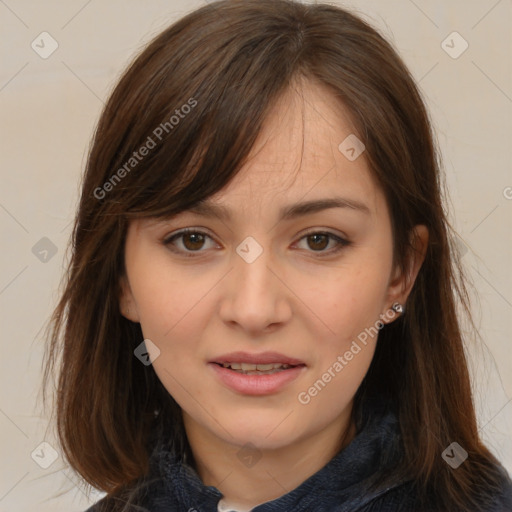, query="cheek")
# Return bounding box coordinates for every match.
[295,270,385,414]
[132,270,211,408]
[303,257,391,343]
[128,253,218,341]
[128,262,224,412]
